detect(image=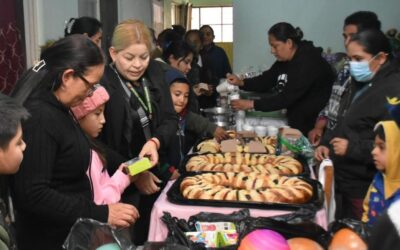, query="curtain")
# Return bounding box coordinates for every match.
[0,0,25,94]
[186,3,192,30]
